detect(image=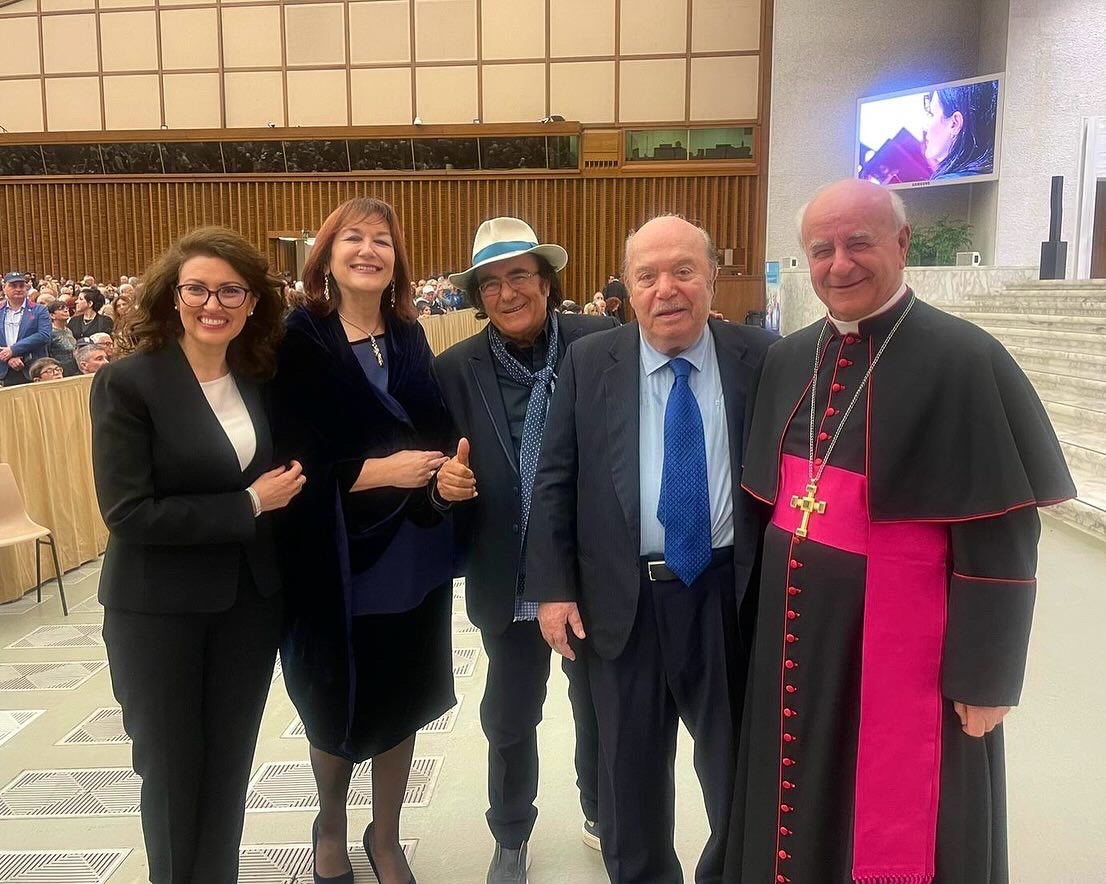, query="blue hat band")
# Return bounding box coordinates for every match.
[471,240,539,267]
